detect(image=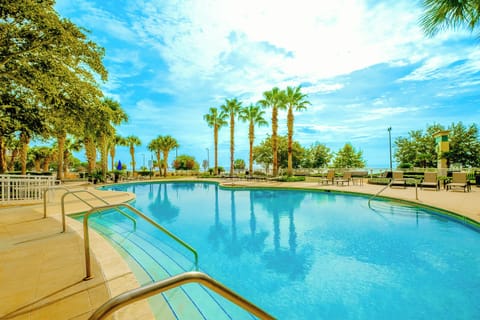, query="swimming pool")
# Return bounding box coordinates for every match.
[89,181,480,319]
